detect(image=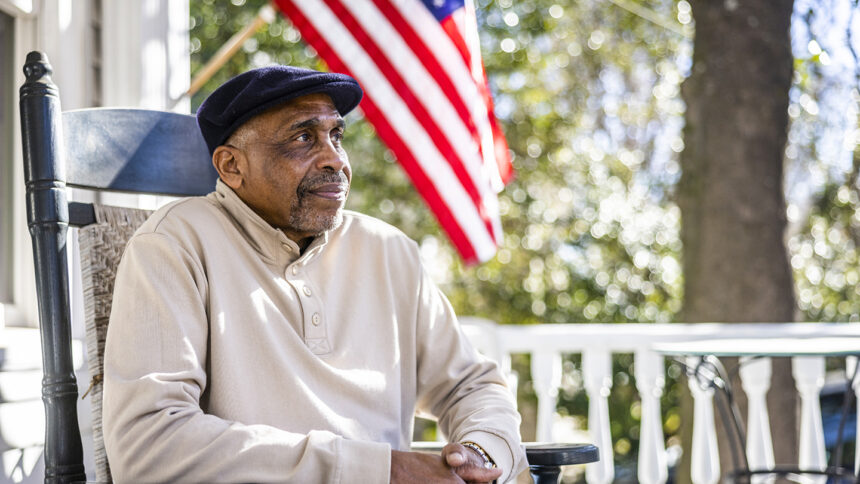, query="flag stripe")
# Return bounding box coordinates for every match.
[273,0,506,262]
[322,1,484,204]
[385,0,499,160]
[445,8,513,188]
[370,0,484,157]
[275,0,497,262]
[320,0,497,247]
[458,6,515,186]
[326,0,498,242]
[370,0,505,220]
[391,2,509,194]
[368,0,505,240]
[441,11,473,68]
